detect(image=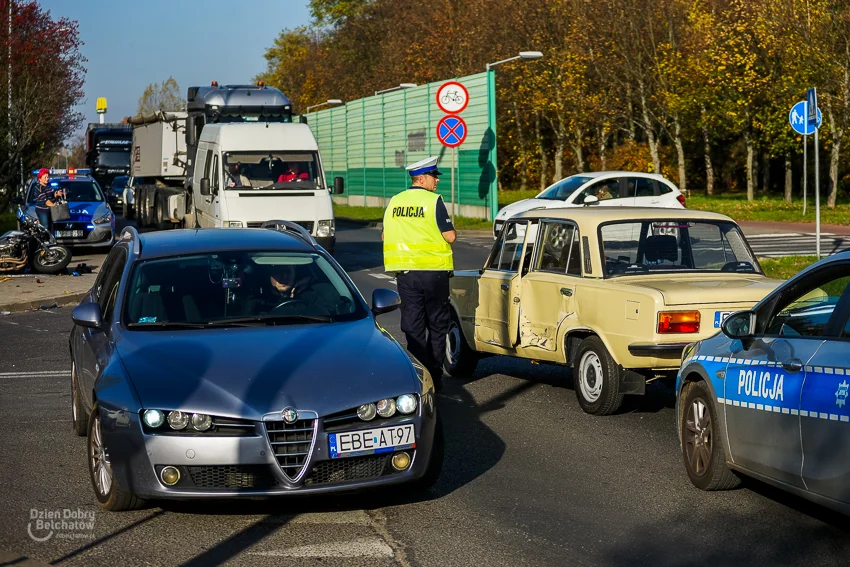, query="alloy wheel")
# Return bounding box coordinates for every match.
[685,397,712,477]
[90,416,113,496]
